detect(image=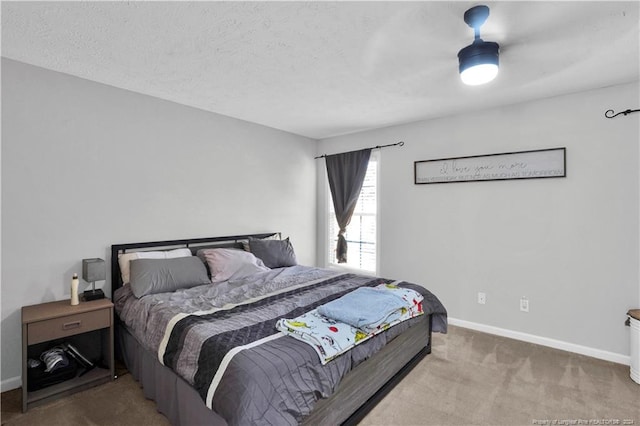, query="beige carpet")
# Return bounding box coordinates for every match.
[2,326,638,425]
